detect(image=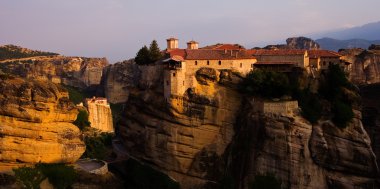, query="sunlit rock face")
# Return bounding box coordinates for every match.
[340,48,380,85]
[0,77,85,164]
[0,56,108,89]
[115,61,379,189]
